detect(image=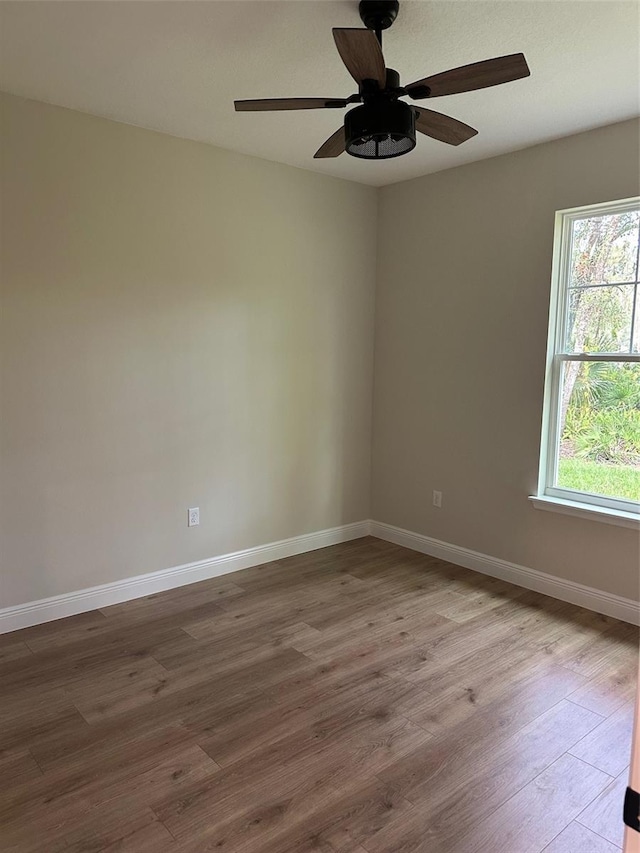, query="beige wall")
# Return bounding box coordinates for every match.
[372,119,640,601]
[0,93,377,607]
[2,92,638,610]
